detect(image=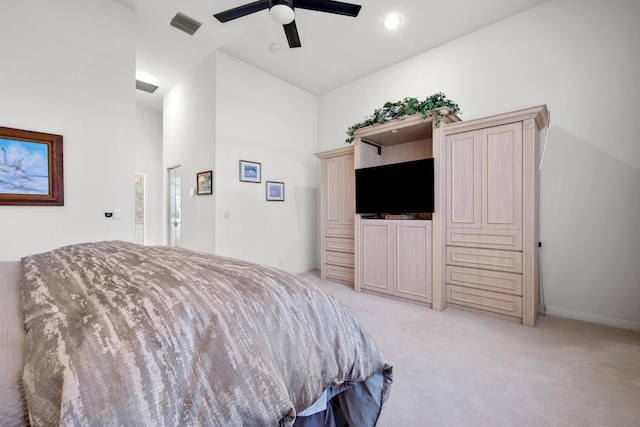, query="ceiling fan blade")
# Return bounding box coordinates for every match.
[213,0,269,23]
[283,21,301,48]
[295,0,361,17]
